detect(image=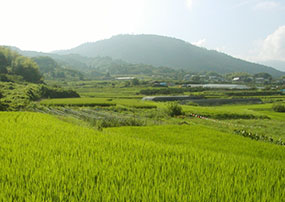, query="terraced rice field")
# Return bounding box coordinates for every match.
[40,98,157,108]
[0,112,284,201]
